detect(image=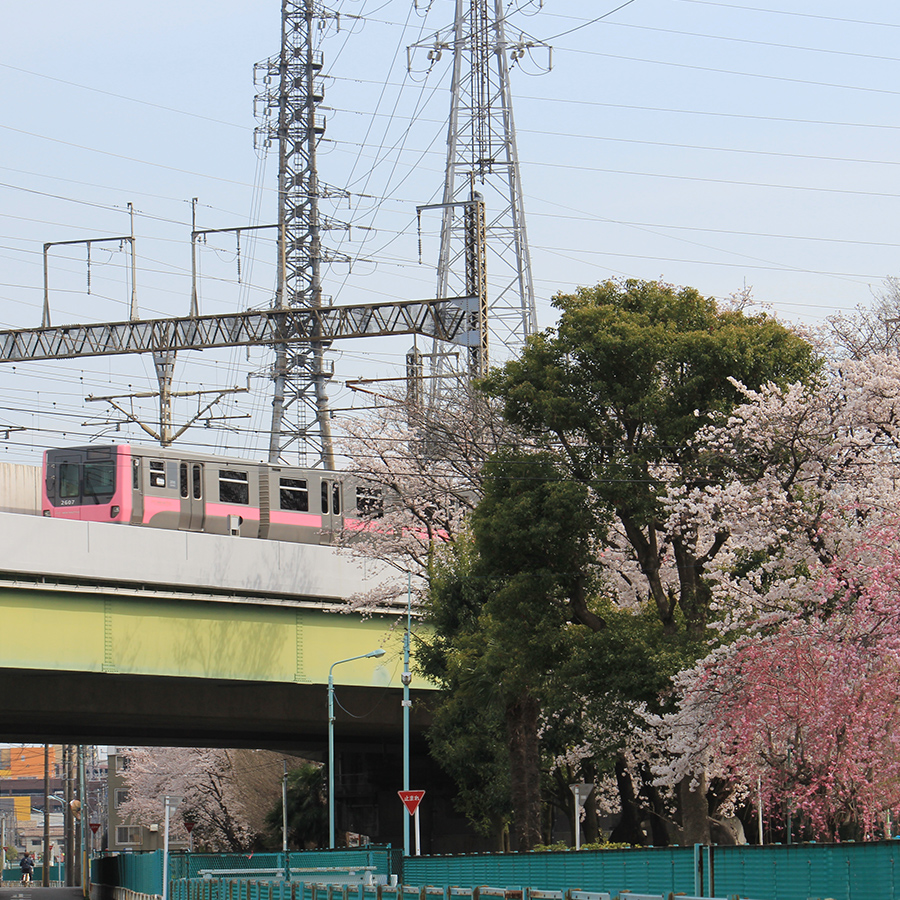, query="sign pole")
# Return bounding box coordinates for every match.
[402,573,412,858]
[398,790,425,856]
[569,783,594,851]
